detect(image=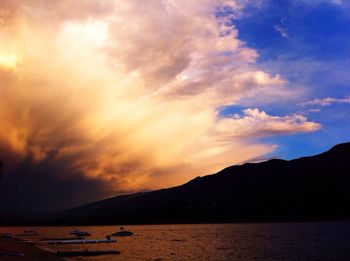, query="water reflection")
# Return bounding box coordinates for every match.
[1,222,350,261]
